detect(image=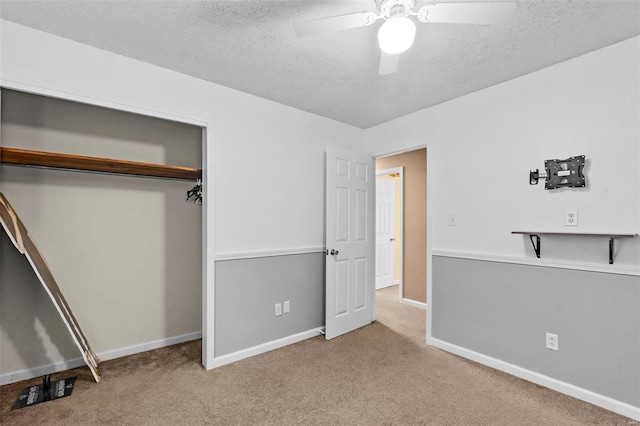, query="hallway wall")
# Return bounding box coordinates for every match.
[376,149,427,303]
